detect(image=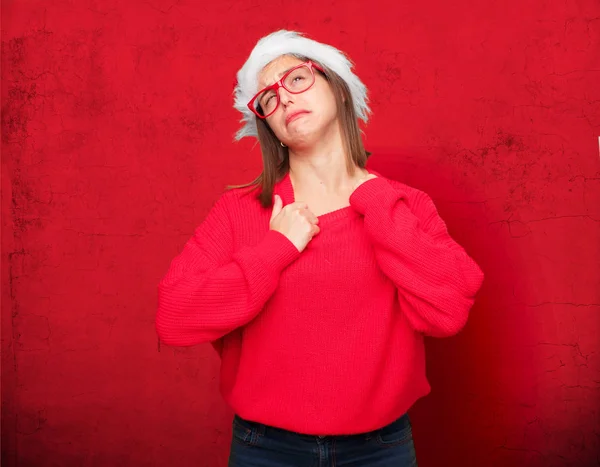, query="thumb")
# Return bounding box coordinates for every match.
[270,194,283,221]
